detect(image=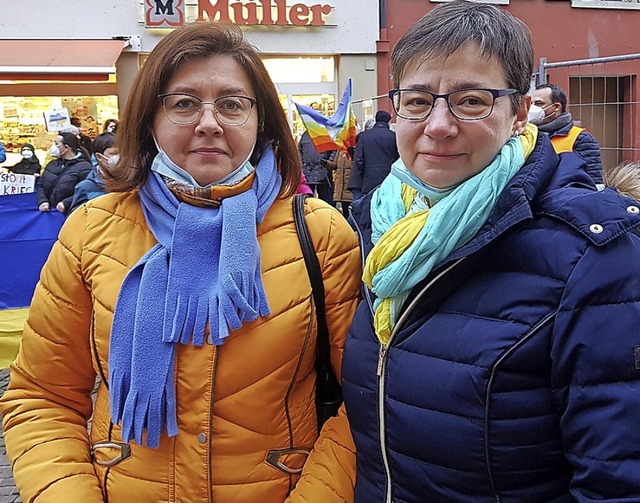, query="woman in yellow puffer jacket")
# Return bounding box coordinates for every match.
[0,23,360,503]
